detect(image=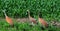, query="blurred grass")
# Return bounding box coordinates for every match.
[0,19,60,31]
